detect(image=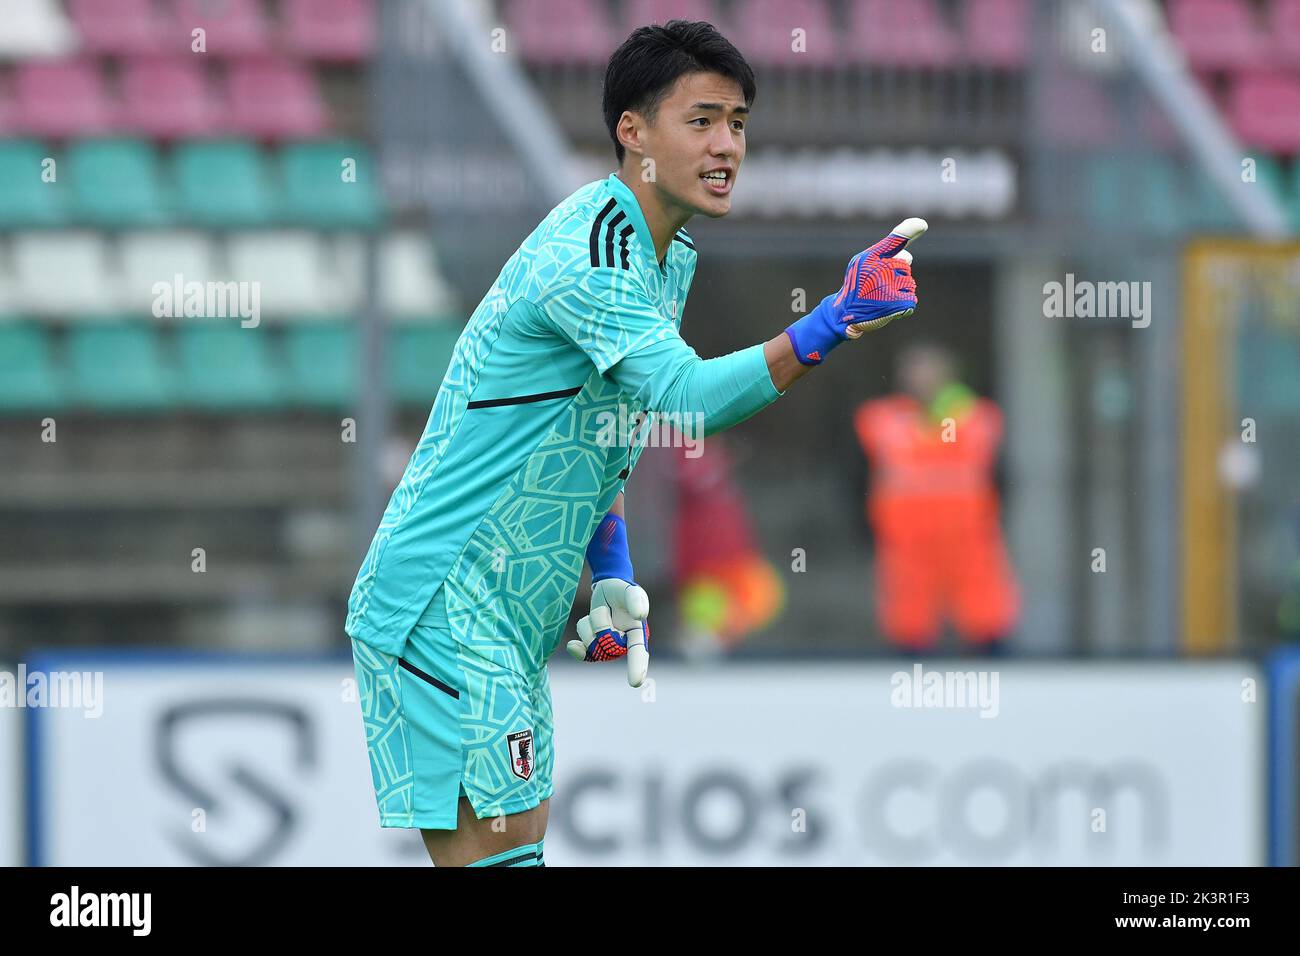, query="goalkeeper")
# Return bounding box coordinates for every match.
[346,19,924,867]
